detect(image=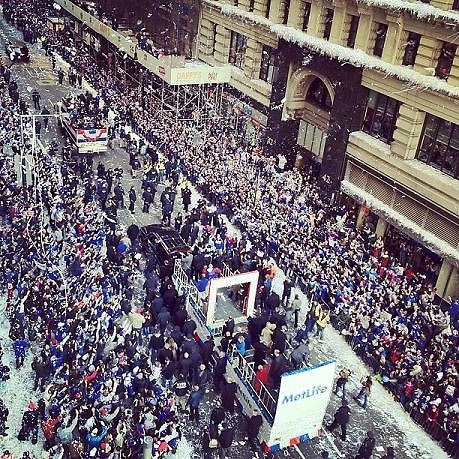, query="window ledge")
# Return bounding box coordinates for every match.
[348,131,392,156]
